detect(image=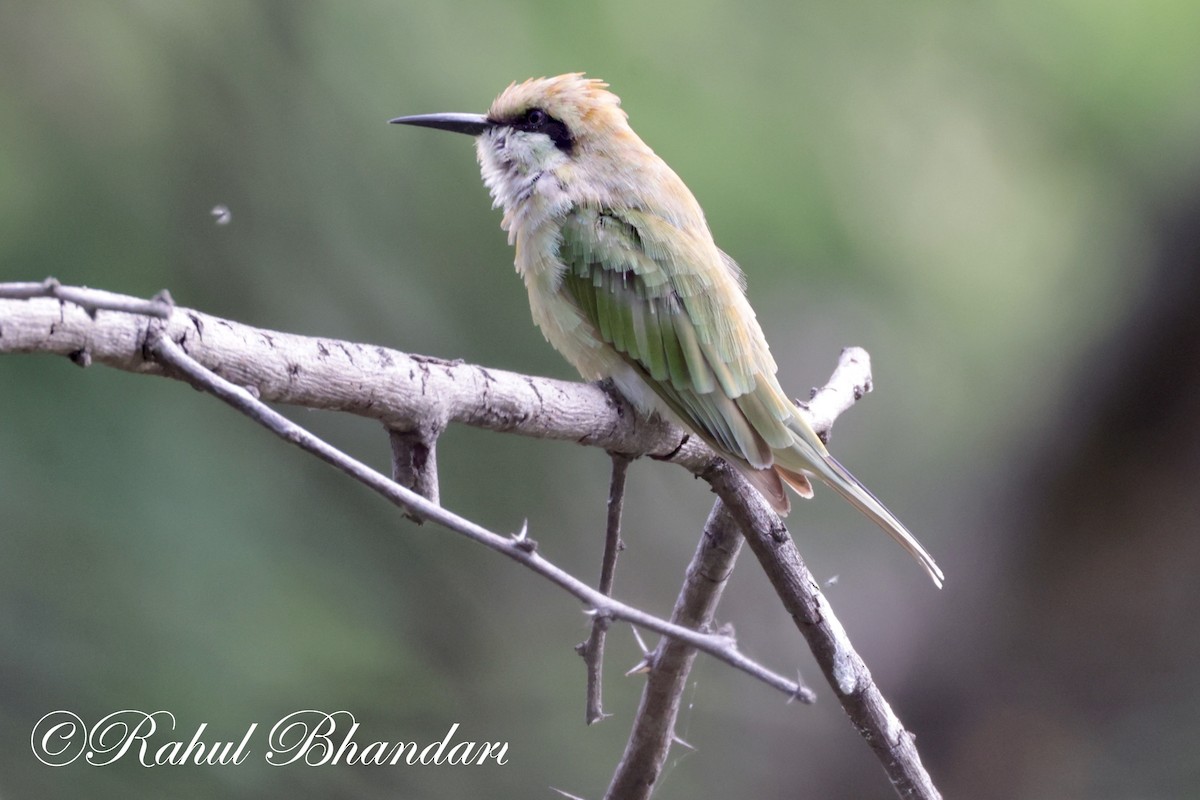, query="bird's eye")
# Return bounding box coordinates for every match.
[513,108,574,153]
